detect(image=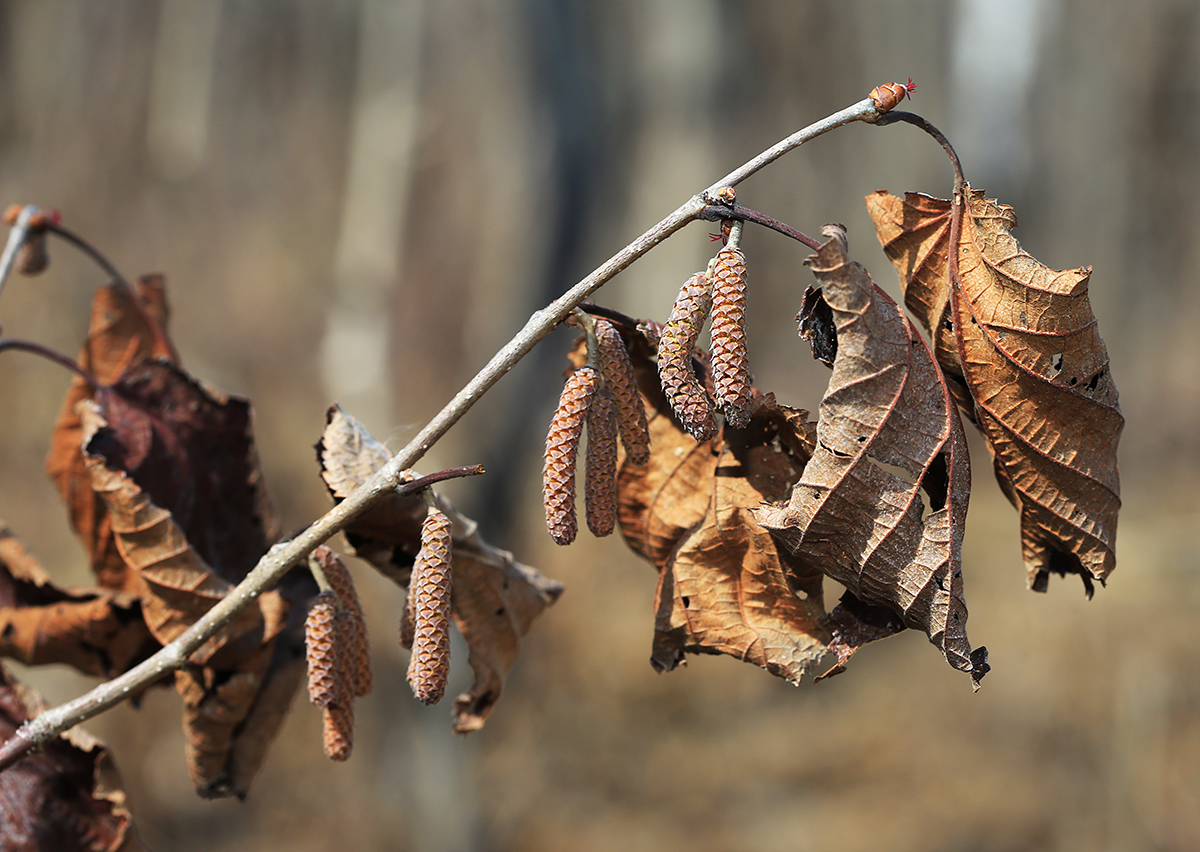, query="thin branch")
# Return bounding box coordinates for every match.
[45,221,181,363]
[874,110,966,186]
[0,339,101,388]
[0,94,881,772]
[700,204,820,250]
[0,206,37,303]
[44,222,133,291]
[397,465,485,494]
